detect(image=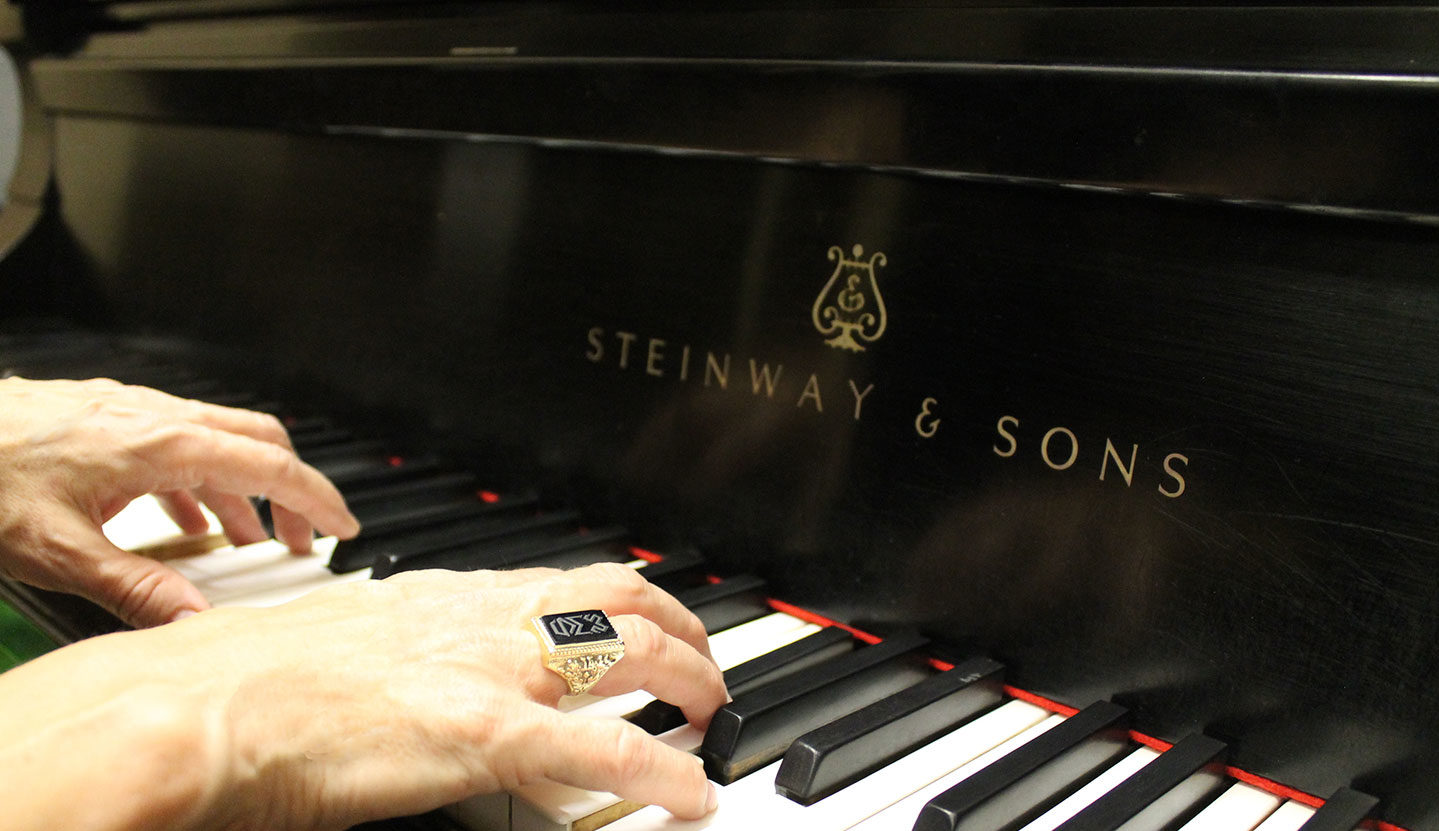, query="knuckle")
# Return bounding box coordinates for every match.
[622,617,665,664]
[110,567,169,625]
[608,725,658,788]
[250,412,291,446]
[264,444,303,482]
[589,561,648,597]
